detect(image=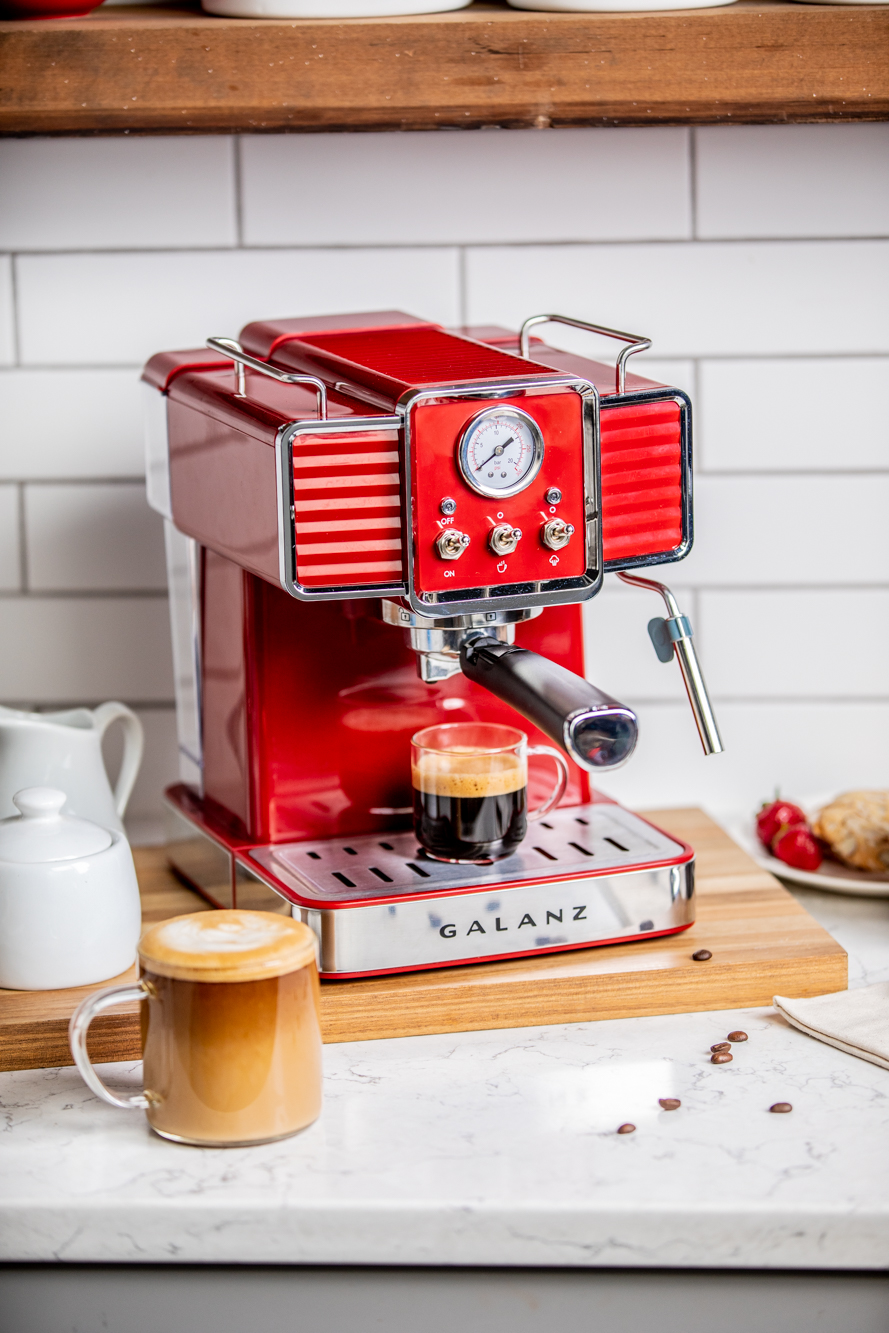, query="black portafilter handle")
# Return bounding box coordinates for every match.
[459,634,639,771]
